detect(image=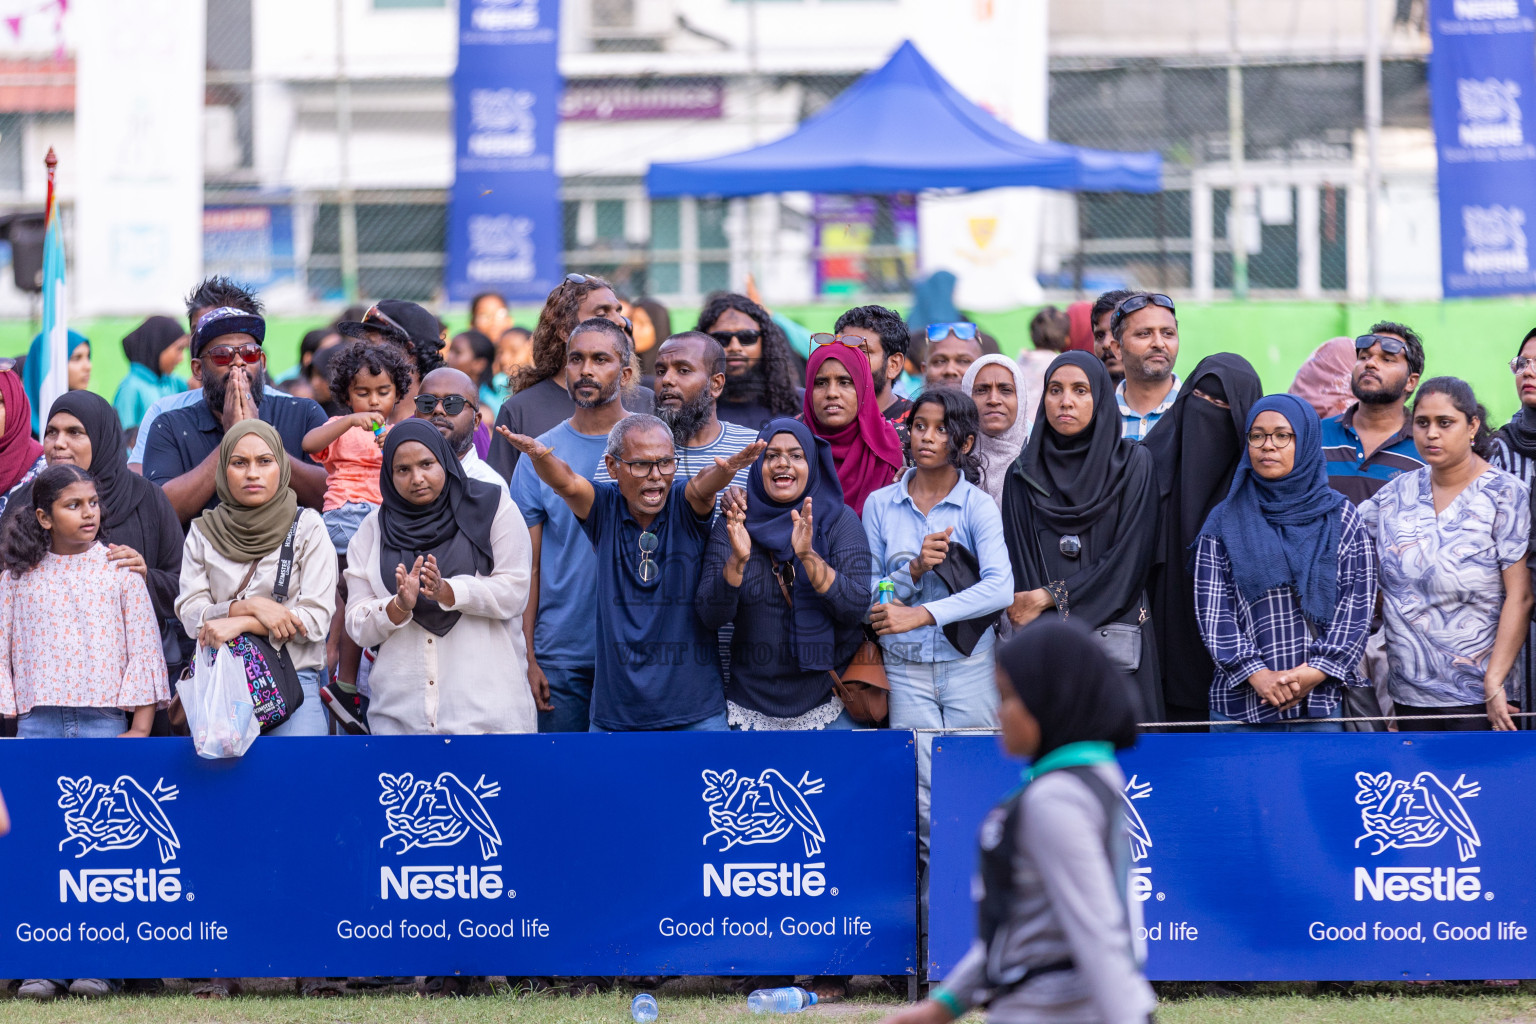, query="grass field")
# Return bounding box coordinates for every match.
[0,981,1534,1024]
